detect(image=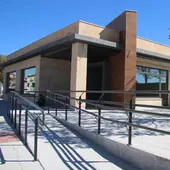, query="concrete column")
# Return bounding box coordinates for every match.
[70,42,88,107]
[16,70,21,92]
[107,10,137,104]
